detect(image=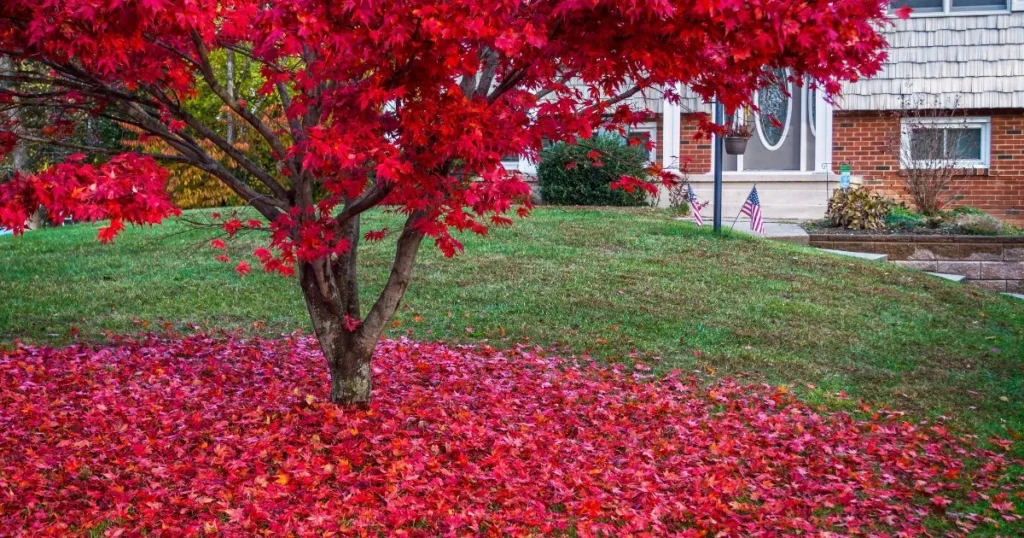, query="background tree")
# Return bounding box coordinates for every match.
[0,0,890,405]
[1,56,131,228]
